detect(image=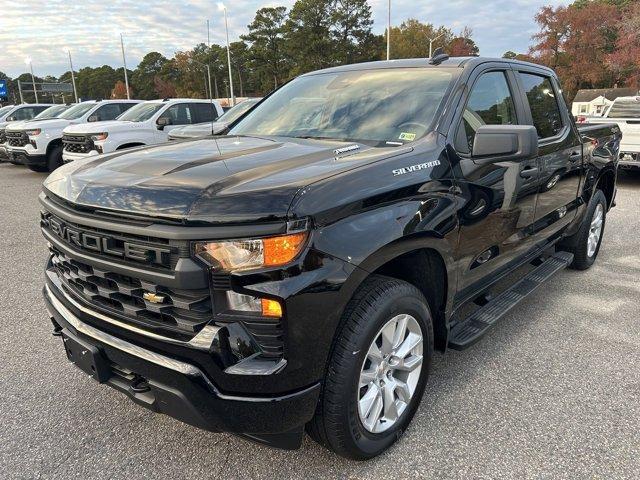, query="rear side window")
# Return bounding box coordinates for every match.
[607,98,640,119]
[192,103,219,123]
[457,71,517,154]
[93,104,122,121]
[164,103,193,125]
[118,103,136,115]
[519,73,564,139]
